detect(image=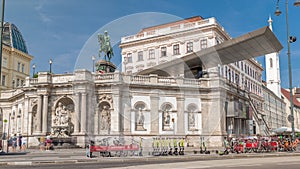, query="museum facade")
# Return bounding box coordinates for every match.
[0,16,284,150]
